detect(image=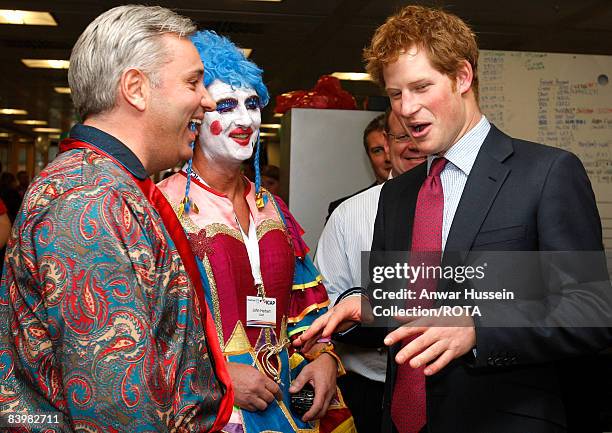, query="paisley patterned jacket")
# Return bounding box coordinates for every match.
[0,125,231,432]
